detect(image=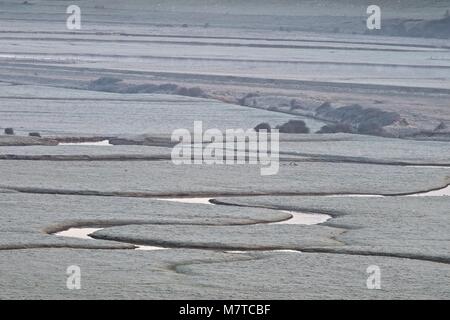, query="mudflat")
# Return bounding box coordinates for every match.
[0,0,449,300]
